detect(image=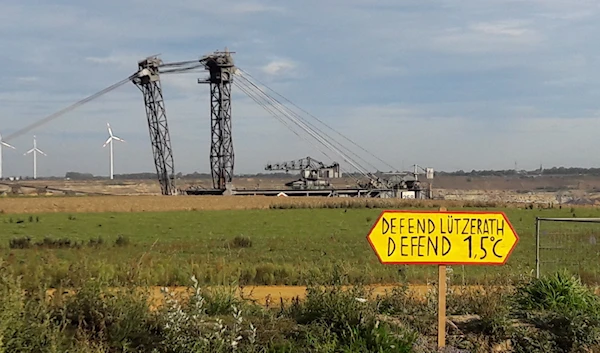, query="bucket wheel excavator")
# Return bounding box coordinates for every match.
[265,156,341,190]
